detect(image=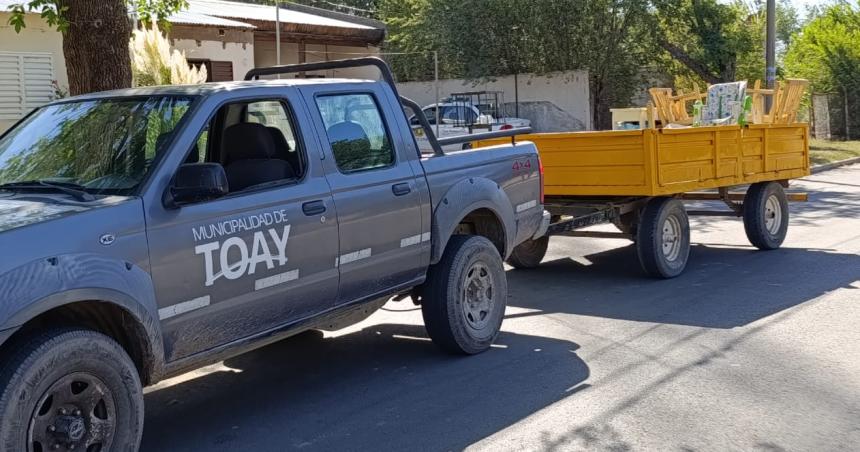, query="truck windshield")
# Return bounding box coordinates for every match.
[0,96,194,196]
